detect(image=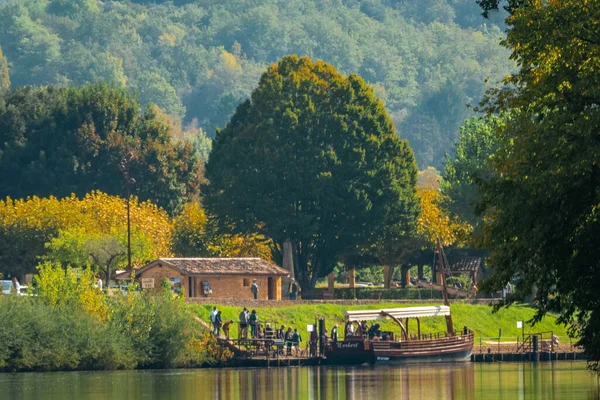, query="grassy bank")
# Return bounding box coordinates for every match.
[190,303,572,341]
